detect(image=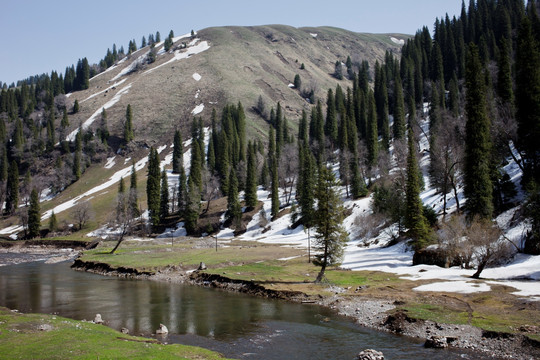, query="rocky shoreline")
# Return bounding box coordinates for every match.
[10,251,540,360]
